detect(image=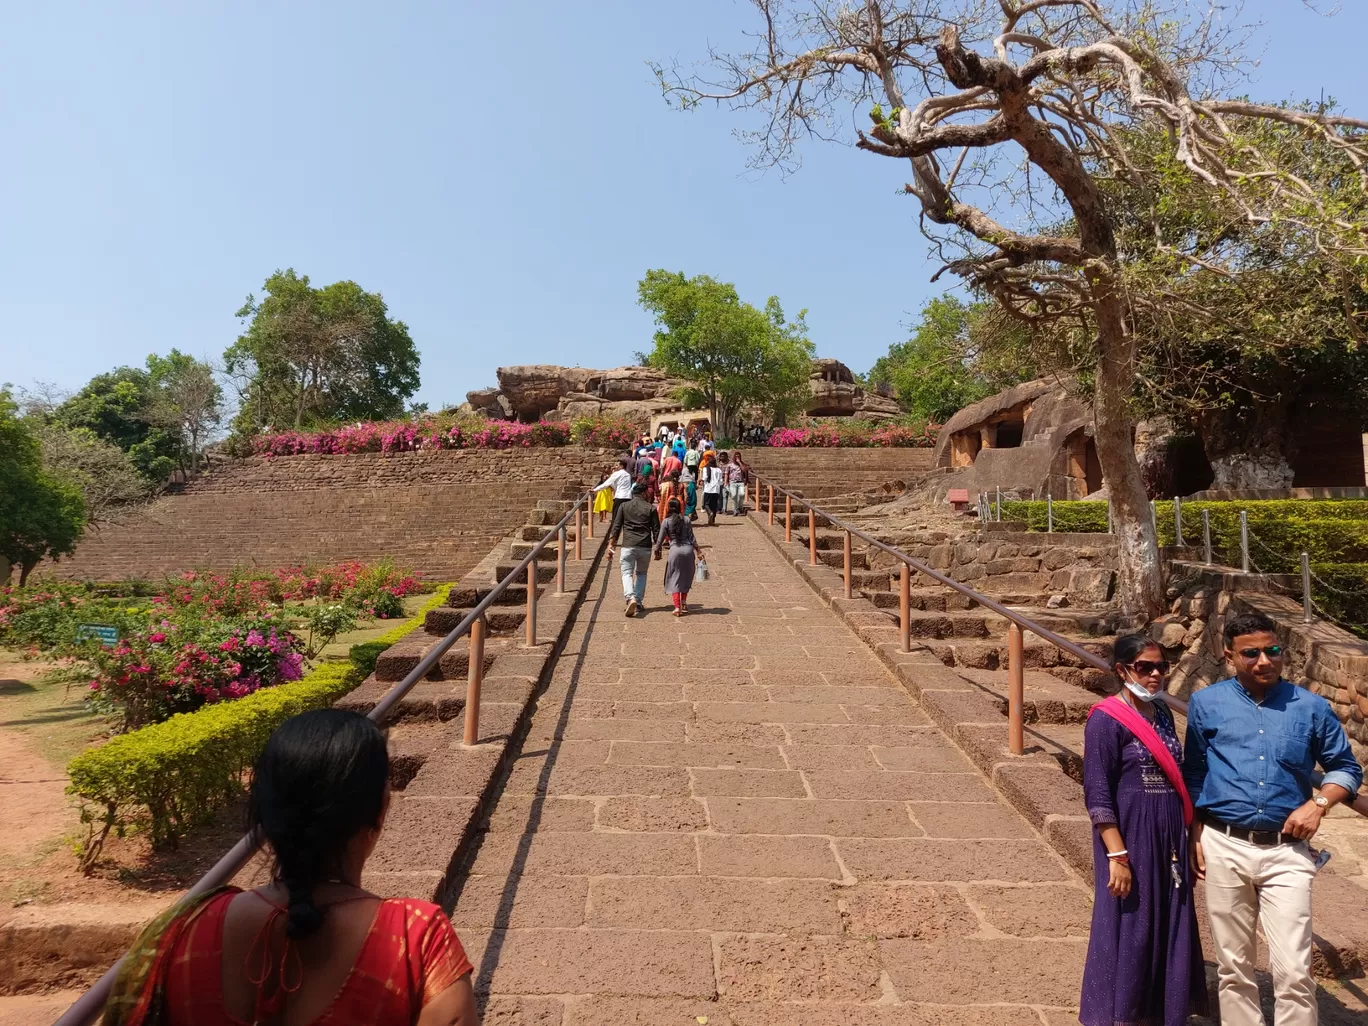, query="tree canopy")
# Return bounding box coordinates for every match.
[226,269,421,433]
[53,366,181,484]
[866,295,1033,423]
[0,391,87,585]
[659,0,1368,616]
[637,269,814,436]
